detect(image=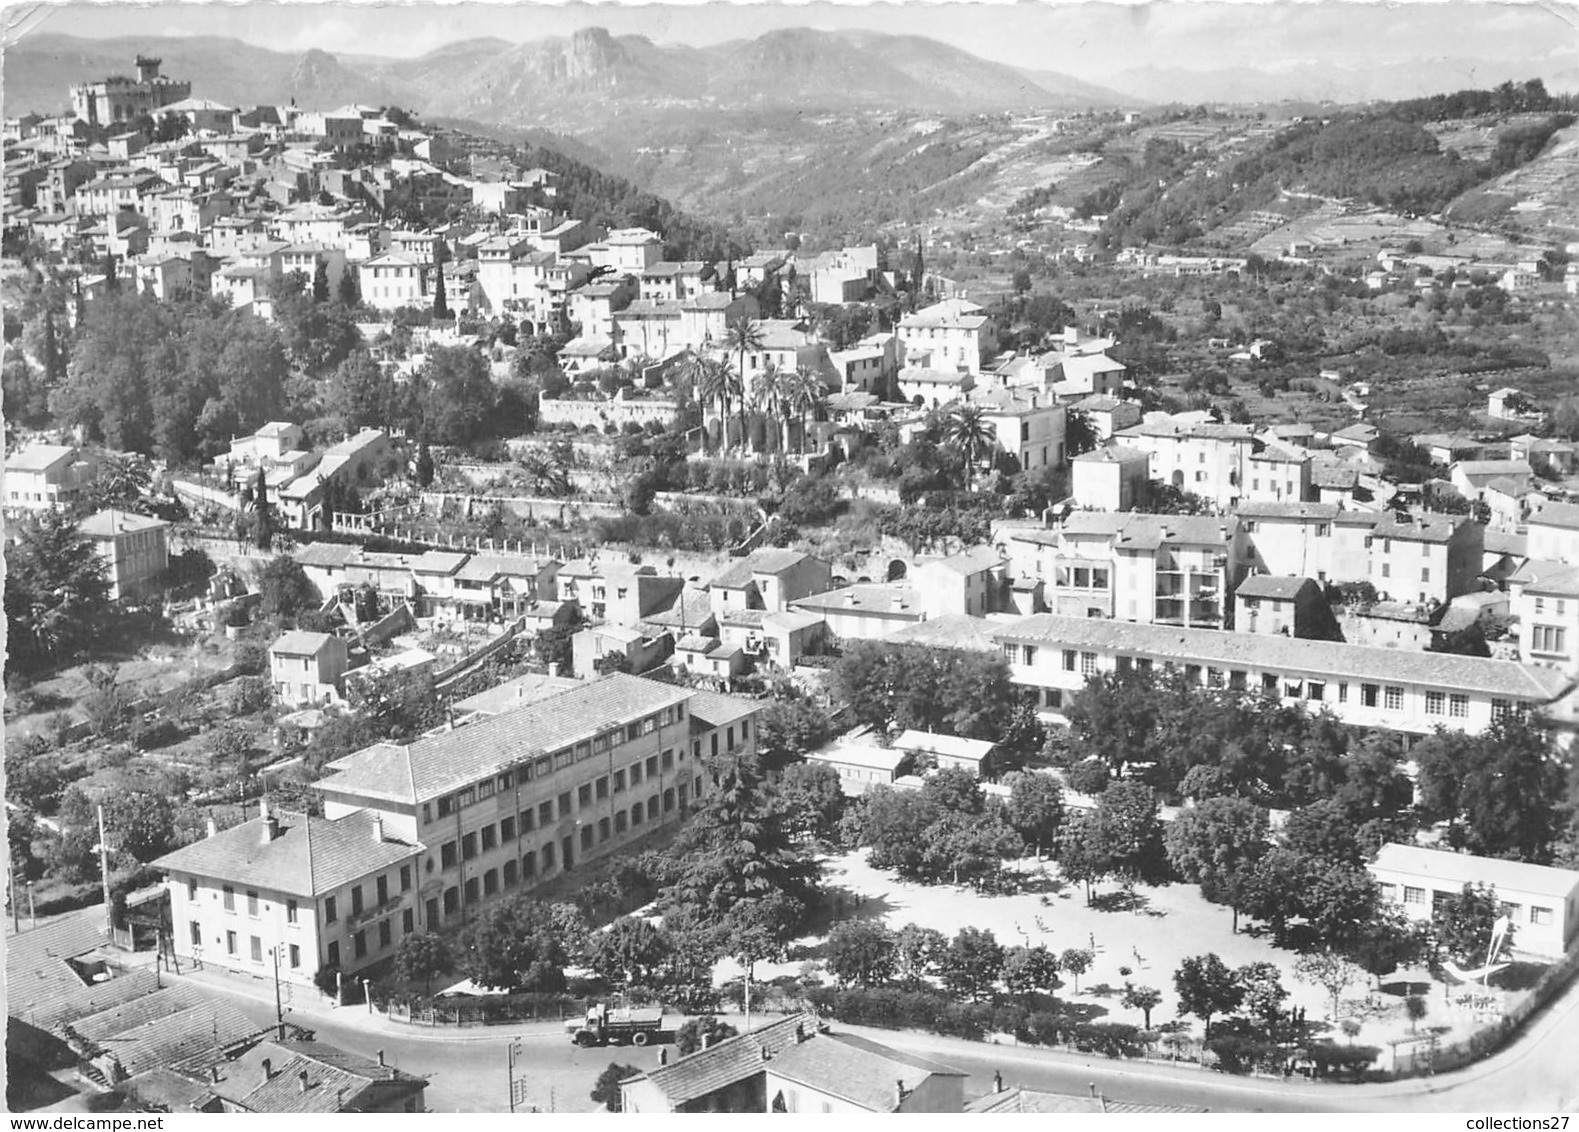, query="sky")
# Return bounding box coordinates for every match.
[6,0,1577,79]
